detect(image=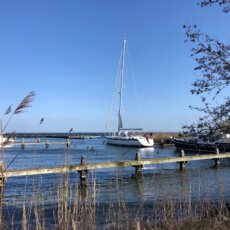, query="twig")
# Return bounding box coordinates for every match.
[4,155,17,172]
